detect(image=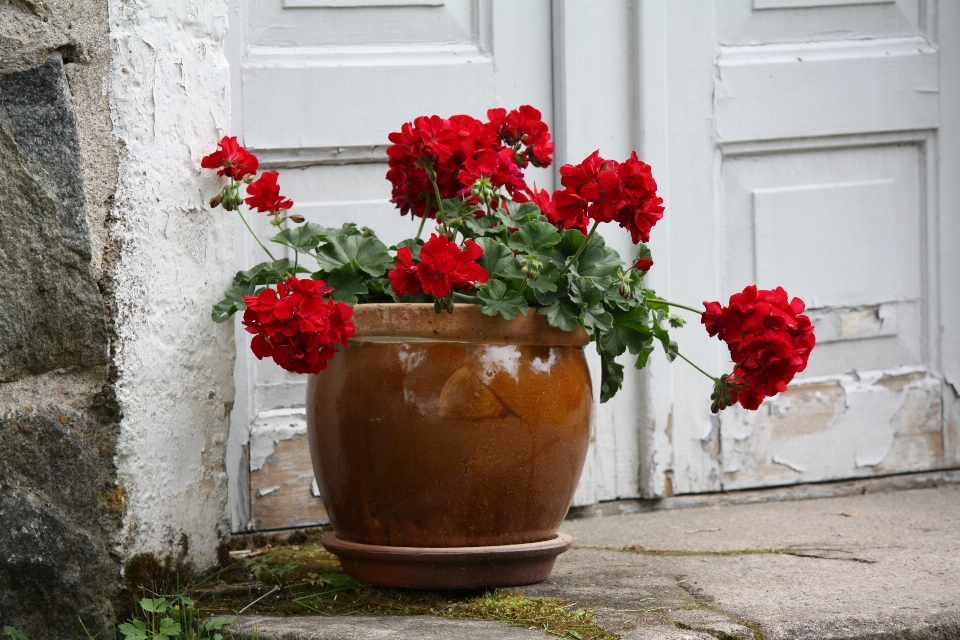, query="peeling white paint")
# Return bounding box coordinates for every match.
[721,366,943,490]
[771,455,806,473]
[109,0,233,569]
[249,409,307,472]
